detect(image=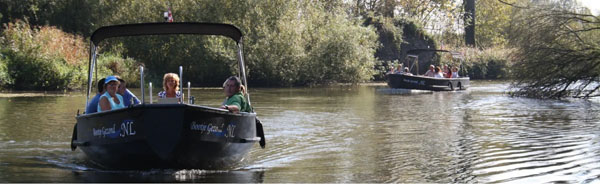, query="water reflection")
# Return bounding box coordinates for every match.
[0,81,599,182]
